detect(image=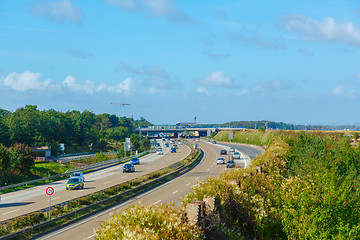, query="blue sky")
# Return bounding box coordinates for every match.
[1,0,360,125]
